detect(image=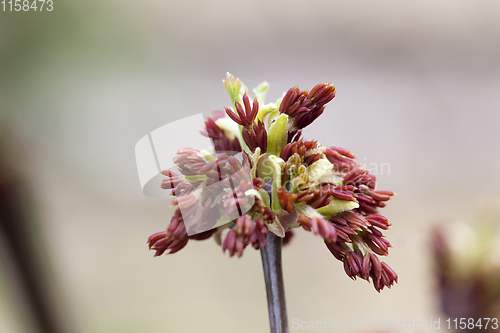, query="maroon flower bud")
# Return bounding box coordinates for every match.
[222,215,267,257]
[369,253,383,282]
[279,84,335,131]
[147,210,190,256]
[307,83,336,106]
[225,93,259,127]
[202,116,242,153]
[369,190,394,202]
[325,241,348,260]
[365,214,391,230]
[363,233,390,256]
[361,254,371,280]
[277,187,297,214]
[298,216,336,242]
[372,261,398,292]
[305,190,333,209]
[344,256,357,280]
[242,120,268,153]
[250,218,268,249]
[343,166,376,189]
[283,230,295,246]
[342,211,369,230]
[280,139,320,163]
[324,148,355,171]
[330,186,357,202]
